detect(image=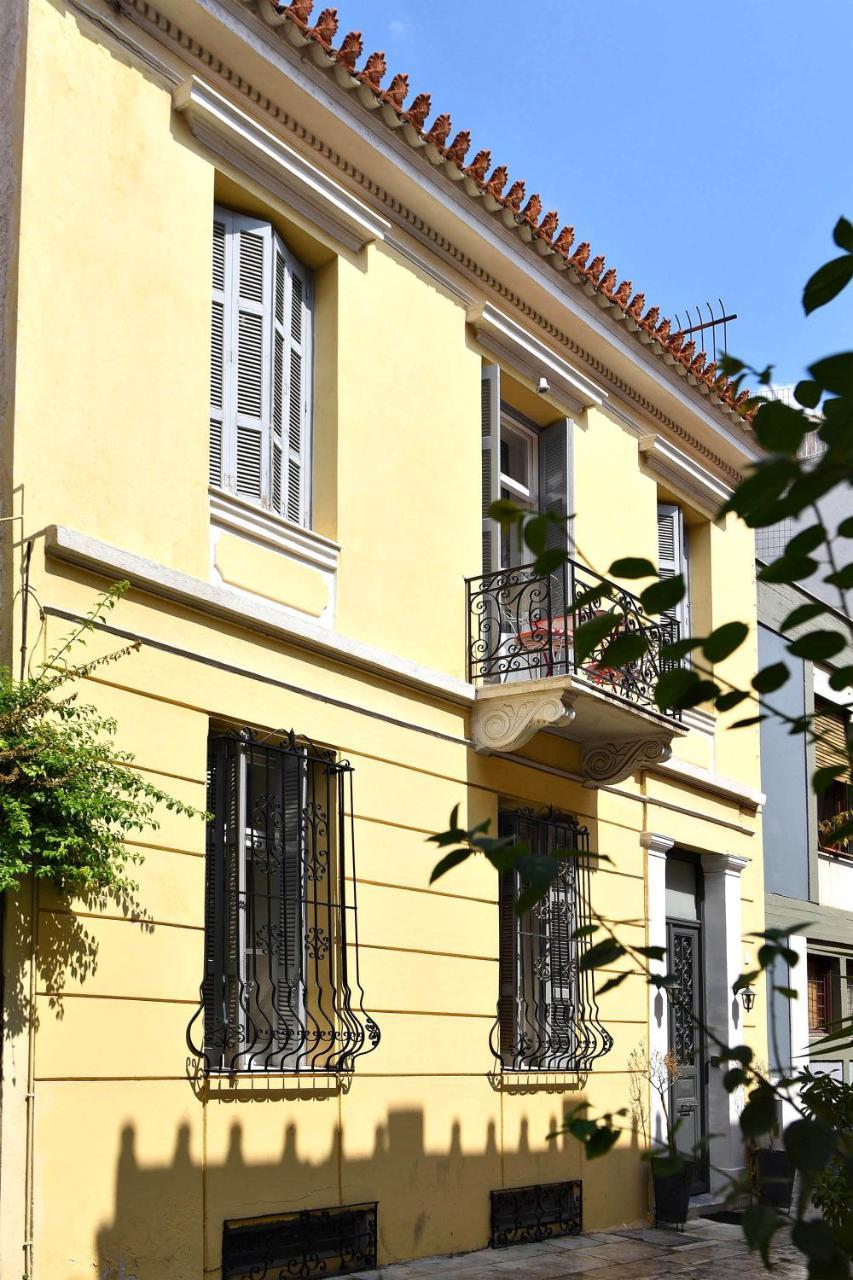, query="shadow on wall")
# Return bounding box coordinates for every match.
[93,1106,644,1279]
